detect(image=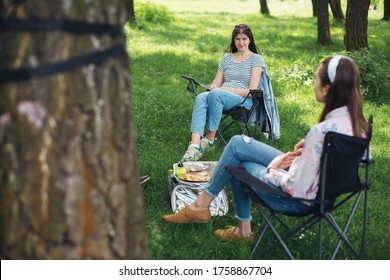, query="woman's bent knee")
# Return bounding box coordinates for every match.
[226,135,242,147]
[207,90,223,104]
